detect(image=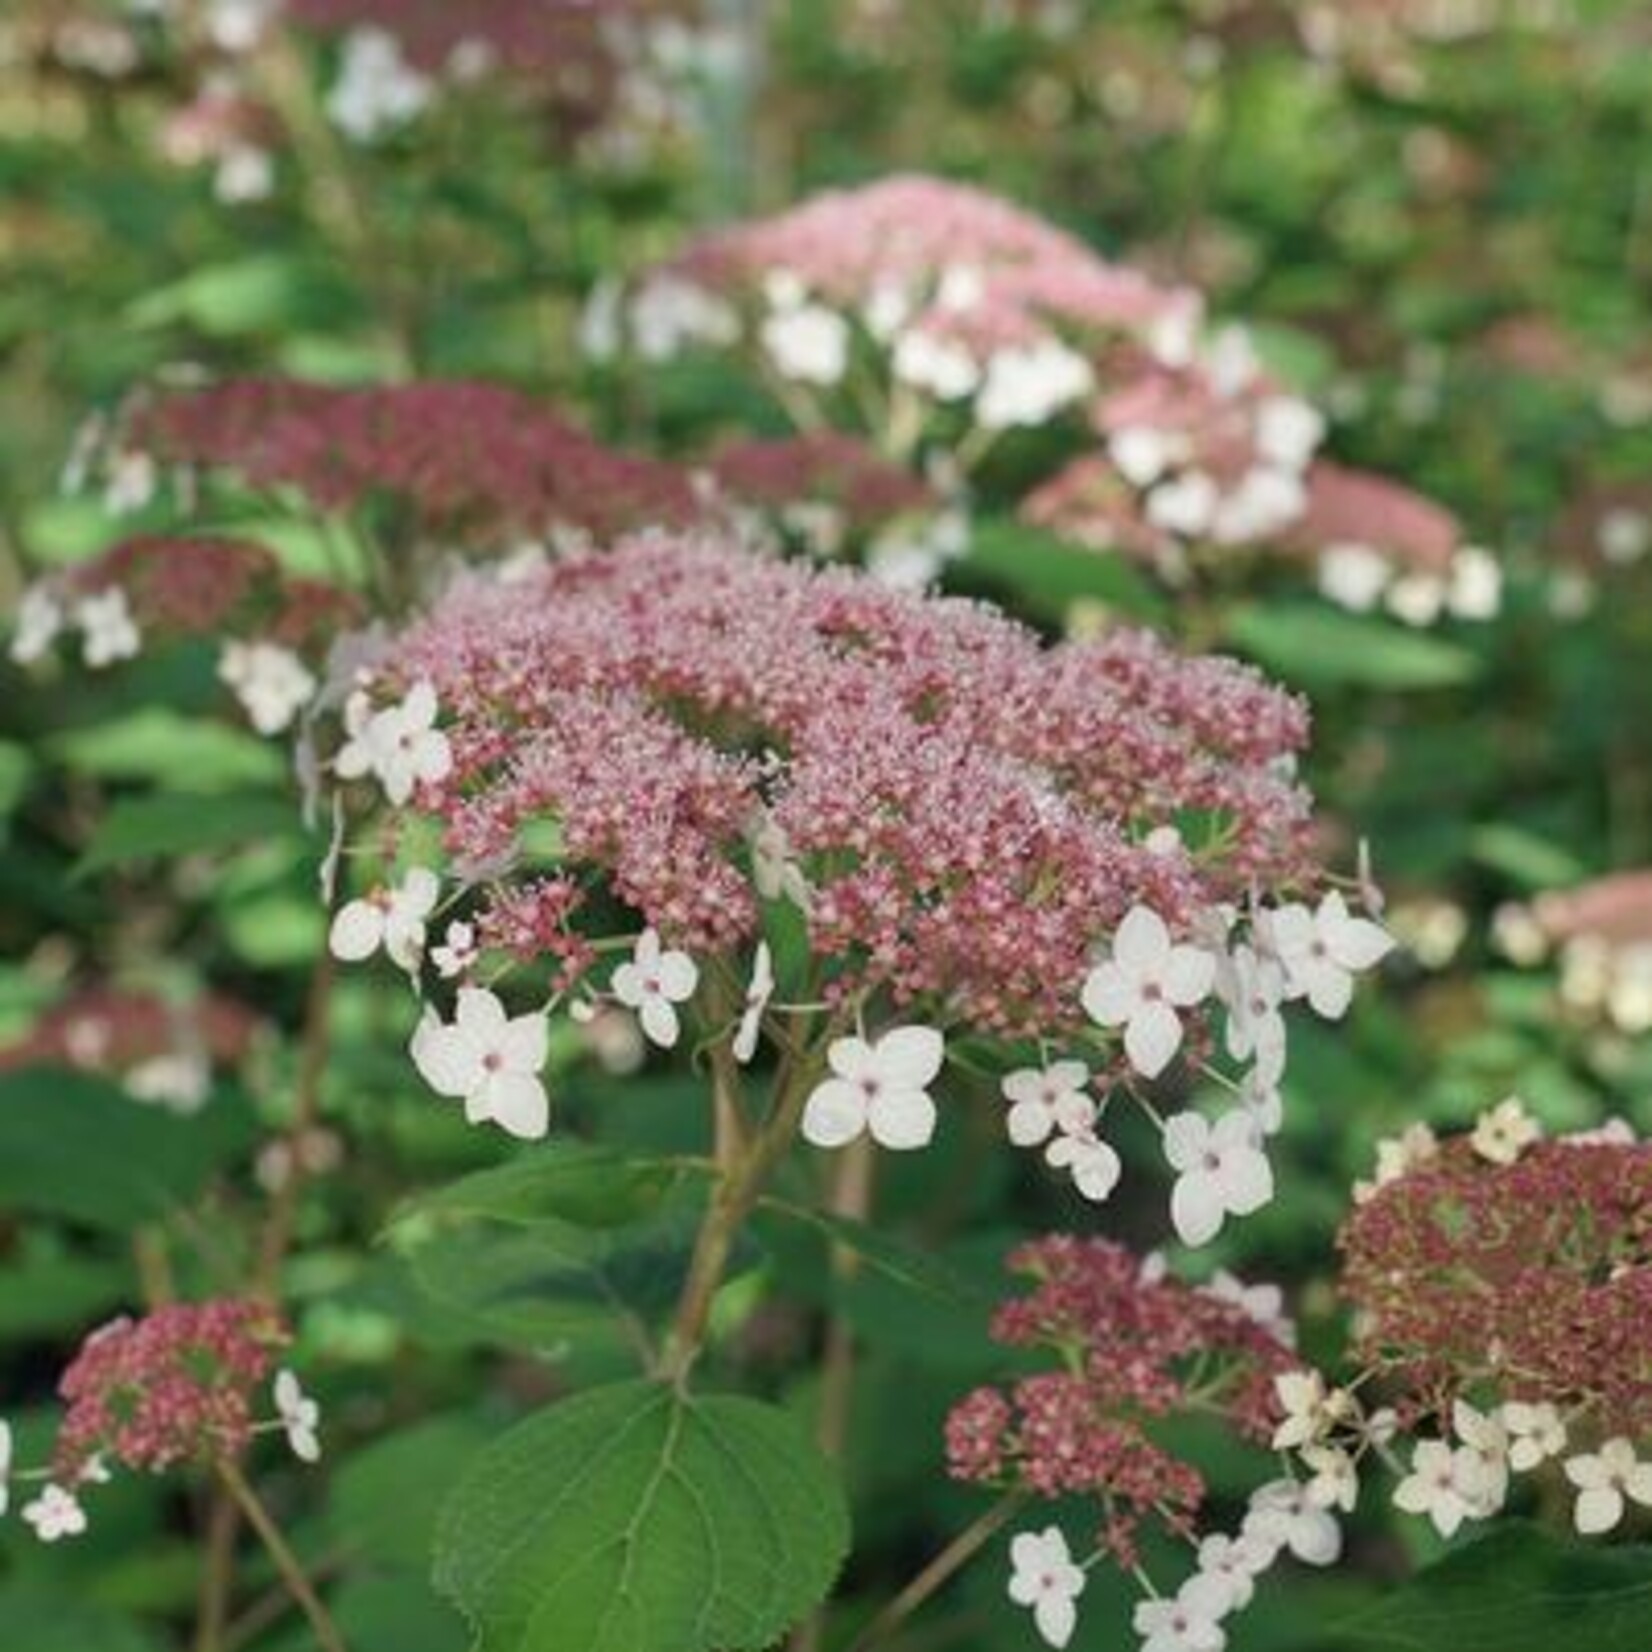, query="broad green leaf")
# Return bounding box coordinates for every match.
[125,254,355,338]
[75,790,306,878]
[1469,823,1589,890]
[0,1067,251,1230]
[432,1380,850,1652]
[1338,1522,1652,1652]
[0,1251,132,1338]
[963,517,1166,624]
[1225,602,1481,690]
[753,1197,974,1301]
[401,1143,688,1231]
[49,711,283,793]
[0,1585,165,1652]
